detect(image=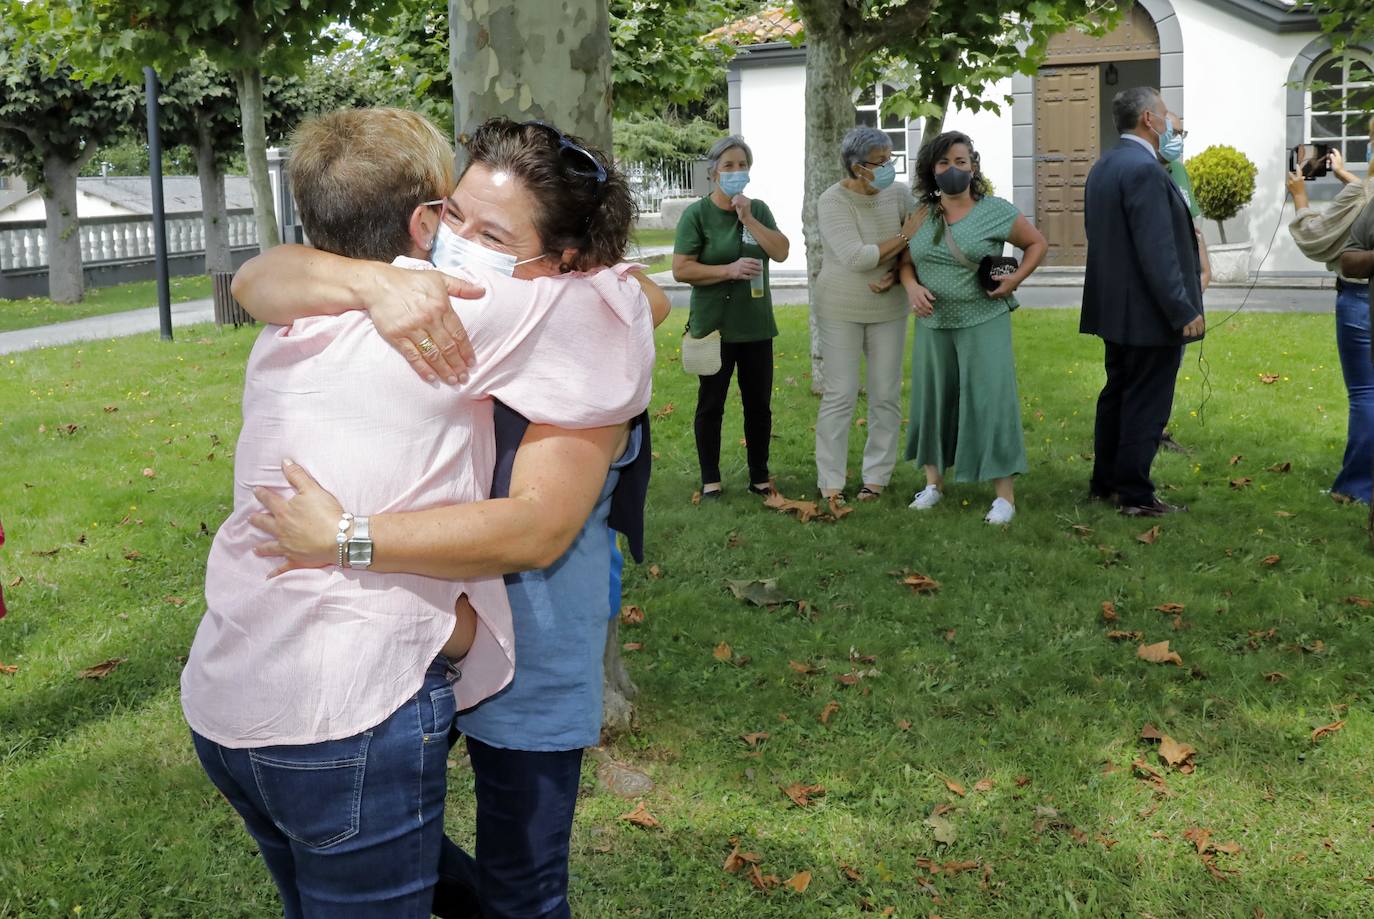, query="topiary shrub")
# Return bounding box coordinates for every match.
[1184,144,1257,243]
